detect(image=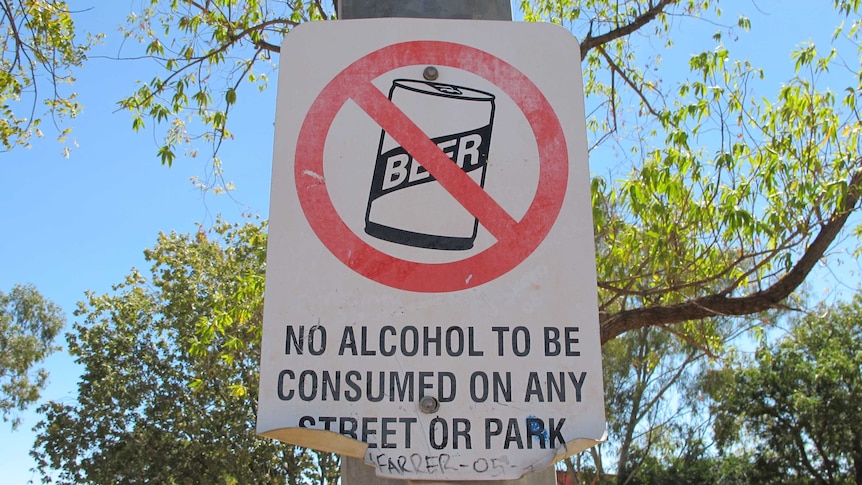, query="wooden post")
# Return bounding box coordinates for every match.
[335,7,555,485]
